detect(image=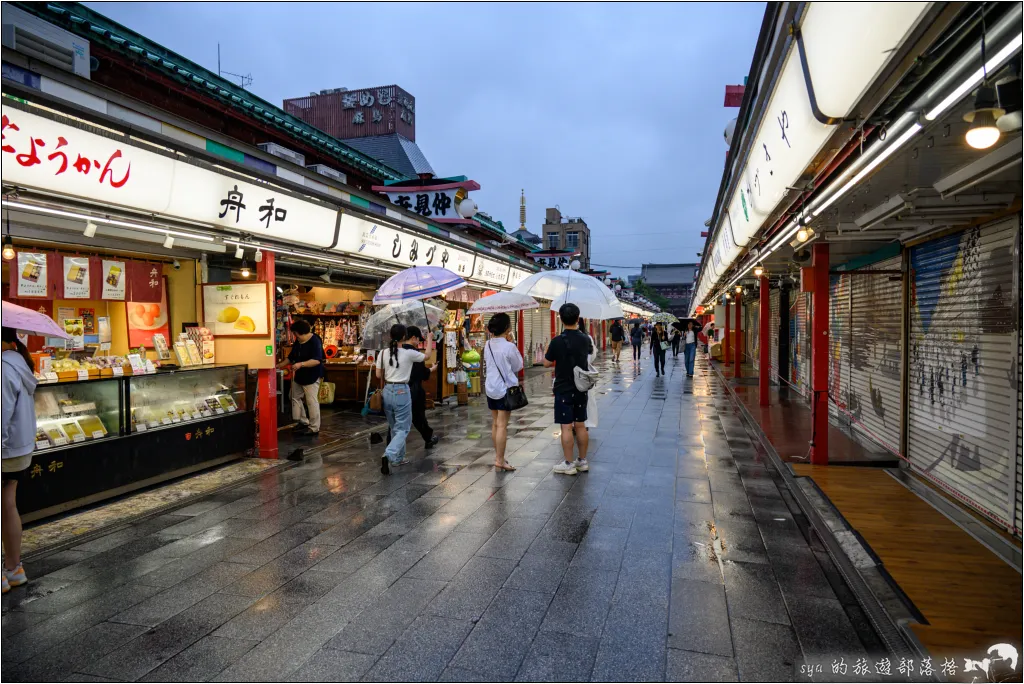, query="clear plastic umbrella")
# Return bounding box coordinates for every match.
[512,269,623,320]
[361,300,446,351]
[468,291,539,314]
